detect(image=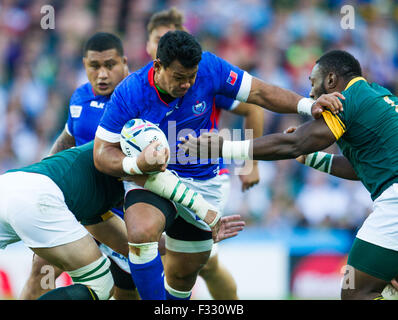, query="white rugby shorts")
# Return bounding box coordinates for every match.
[124,173,230,253]
[0,172,88,249]
[356,183,398,251]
